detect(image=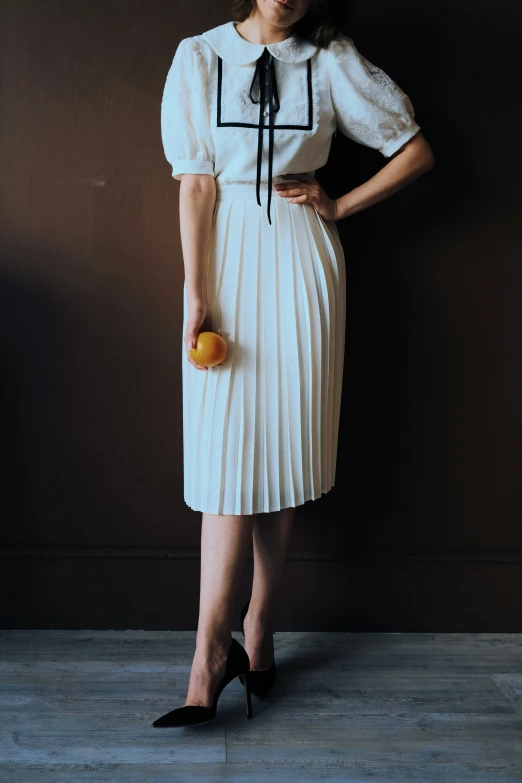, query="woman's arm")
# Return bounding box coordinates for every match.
[179,173,216,306]
[179,173,216,368]
[274,132,434,221]
[334,131,435,220]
